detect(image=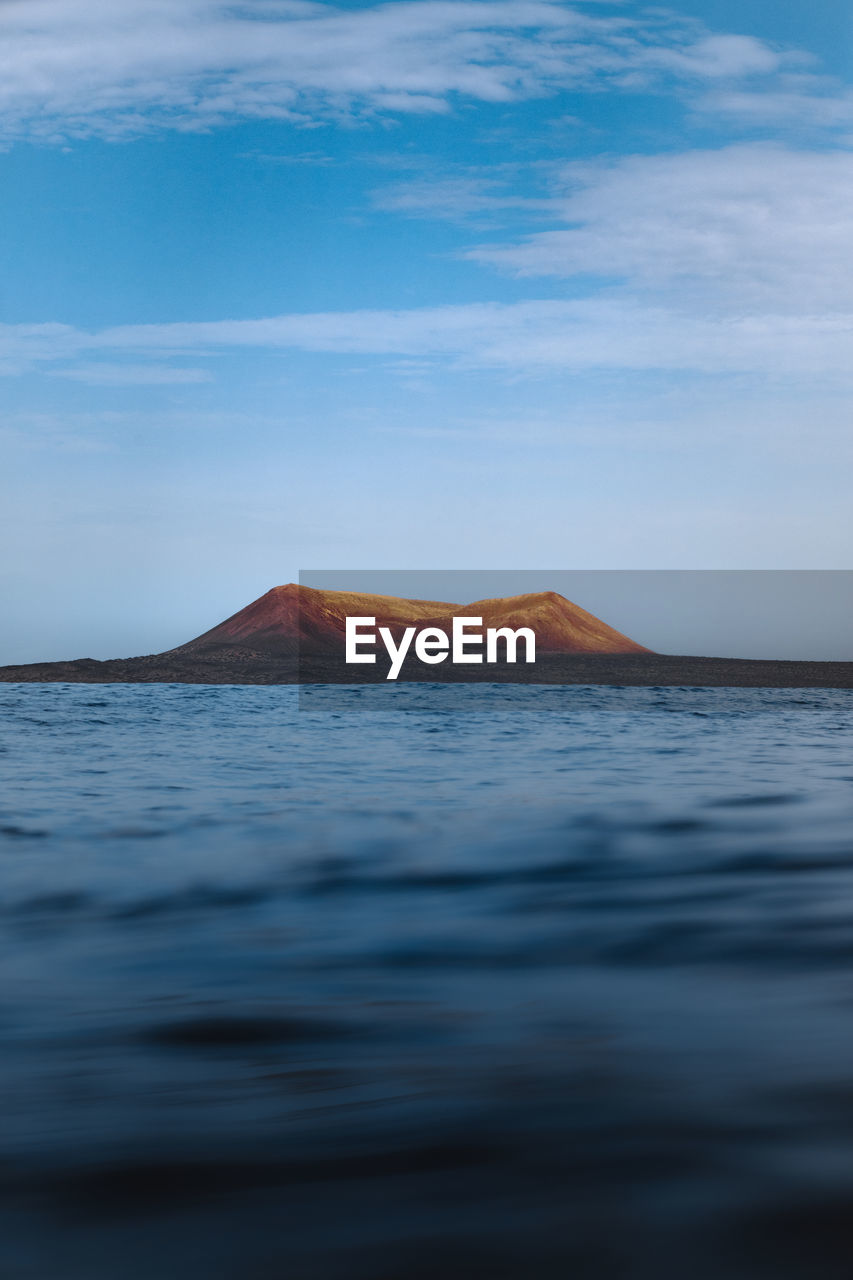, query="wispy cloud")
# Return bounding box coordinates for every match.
[374,171,554,221]
[4,296,853,378]
[49,363,212,385]
[699,82,853,132]
[0,0,789,143]
[466,145,853,313]
[5,135,853,380]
